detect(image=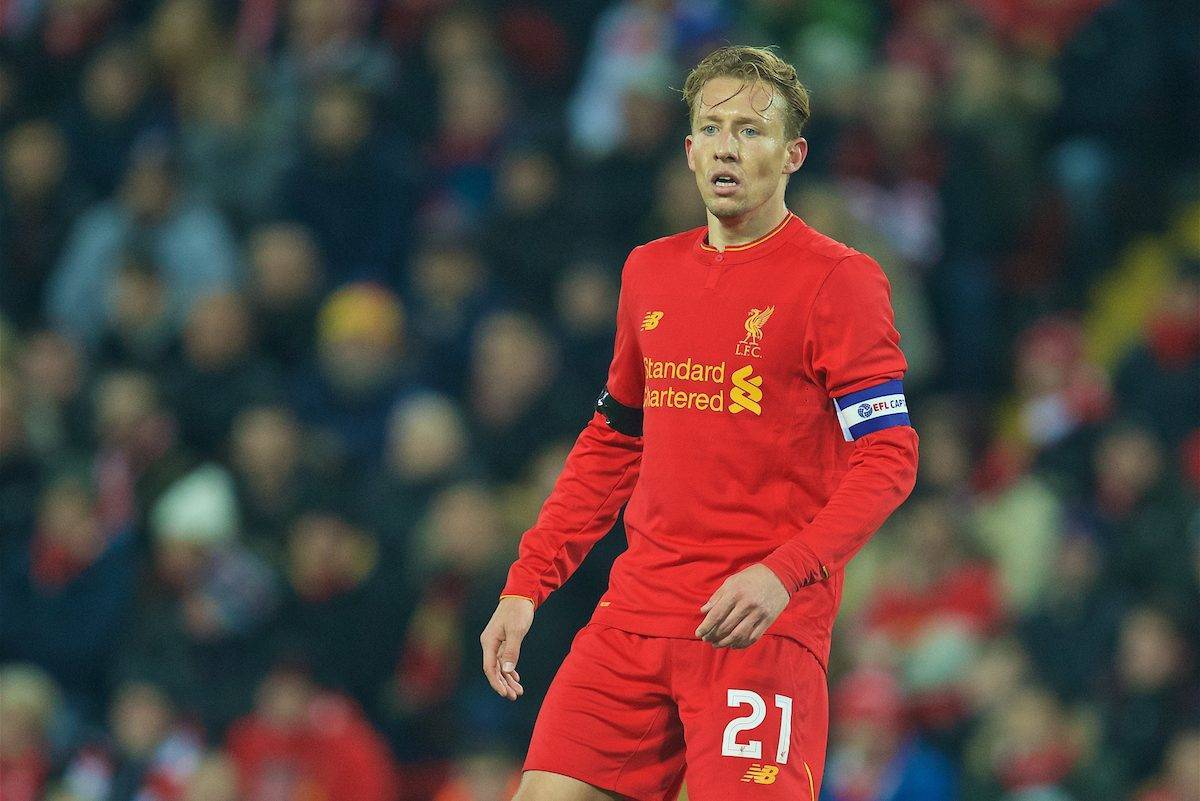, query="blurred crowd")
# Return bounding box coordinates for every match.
[0,1,1197,800]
